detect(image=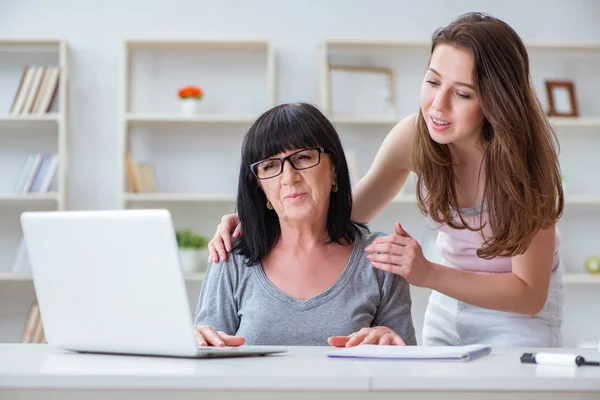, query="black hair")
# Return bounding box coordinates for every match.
[235,102,367,264]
